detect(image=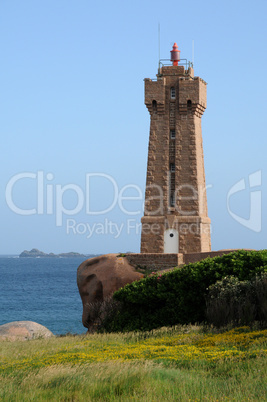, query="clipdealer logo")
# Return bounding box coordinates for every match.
[5,172,143,226]
[227,170,262,232]
[5,170,262,236]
